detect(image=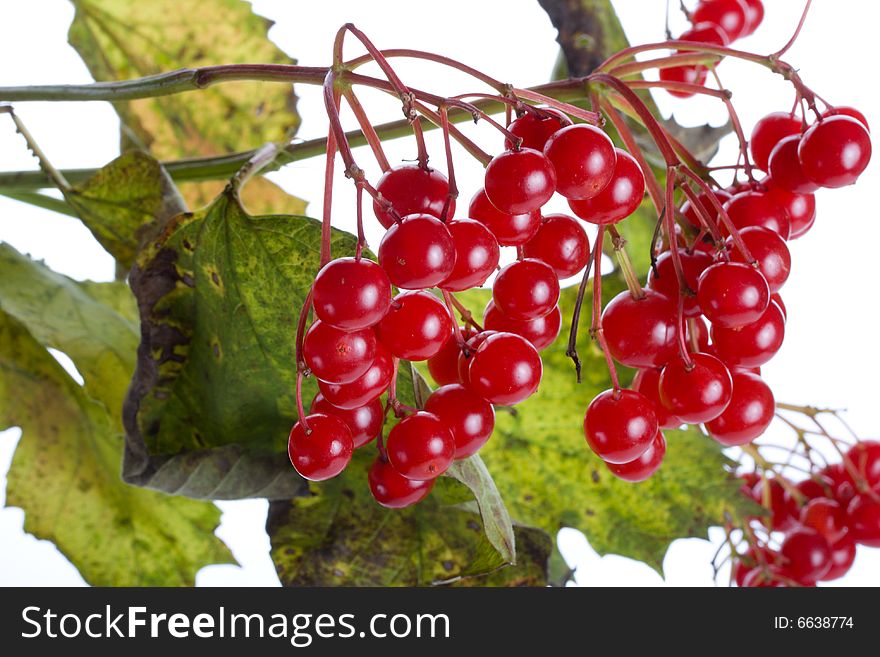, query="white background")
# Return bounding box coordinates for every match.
[0,0,877,586]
